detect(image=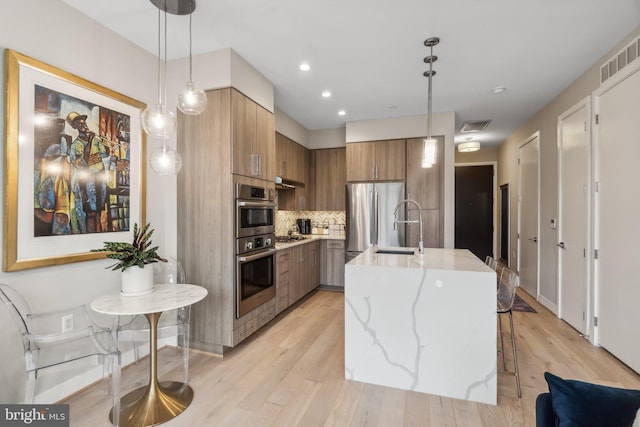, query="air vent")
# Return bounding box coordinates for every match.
[600,38,640,84]
[459,120,491,133]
